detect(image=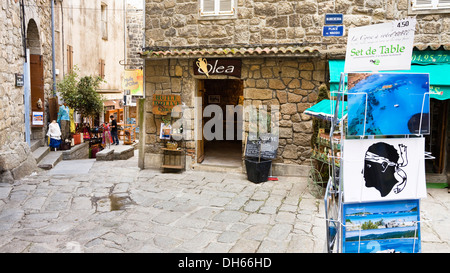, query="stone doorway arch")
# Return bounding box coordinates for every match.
[26,19,45,141]
[26,19,41,55]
